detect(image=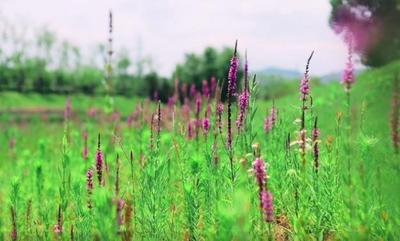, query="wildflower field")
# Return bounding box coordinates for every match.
[1,2,400,239]
[1,39,400,240]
